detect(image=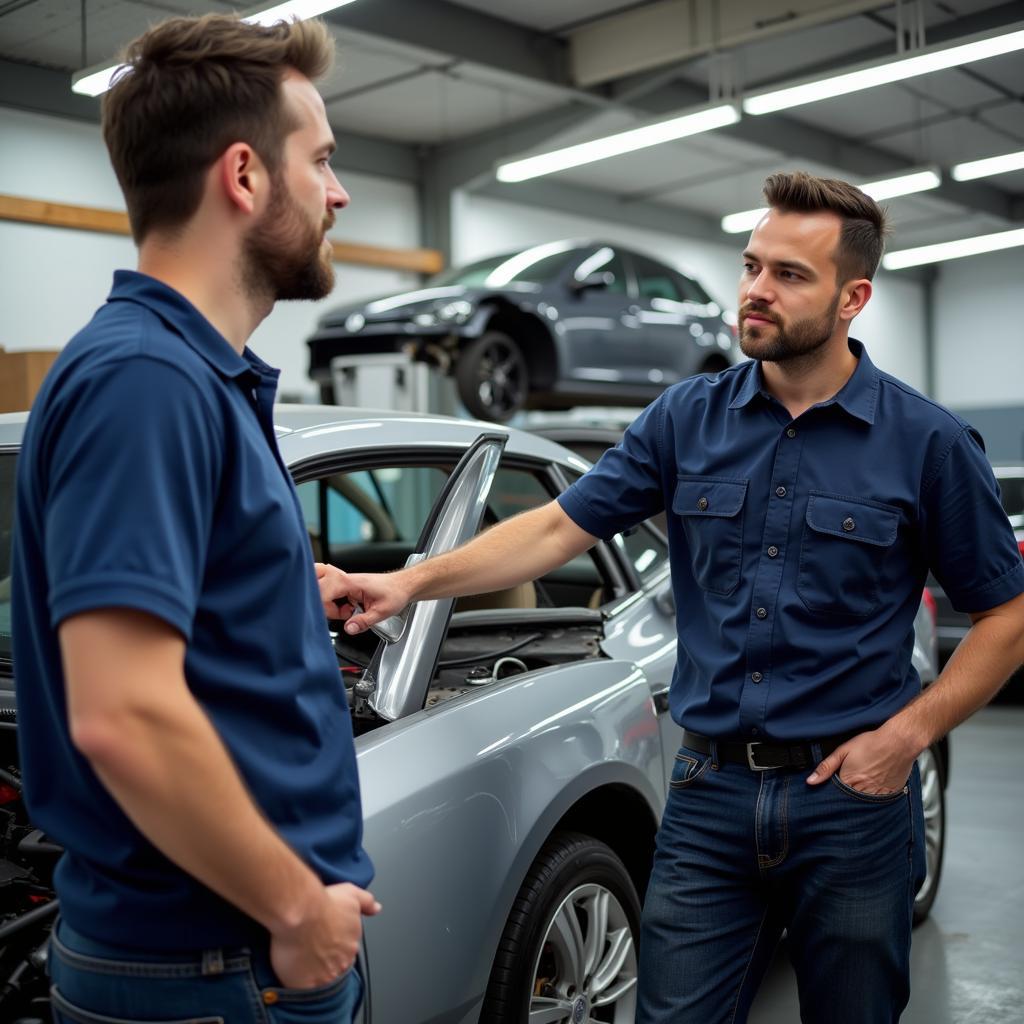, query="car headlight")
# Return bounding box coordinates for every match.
[344,313,365,332]
[437,300,474,324]
[412,312,439,327]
